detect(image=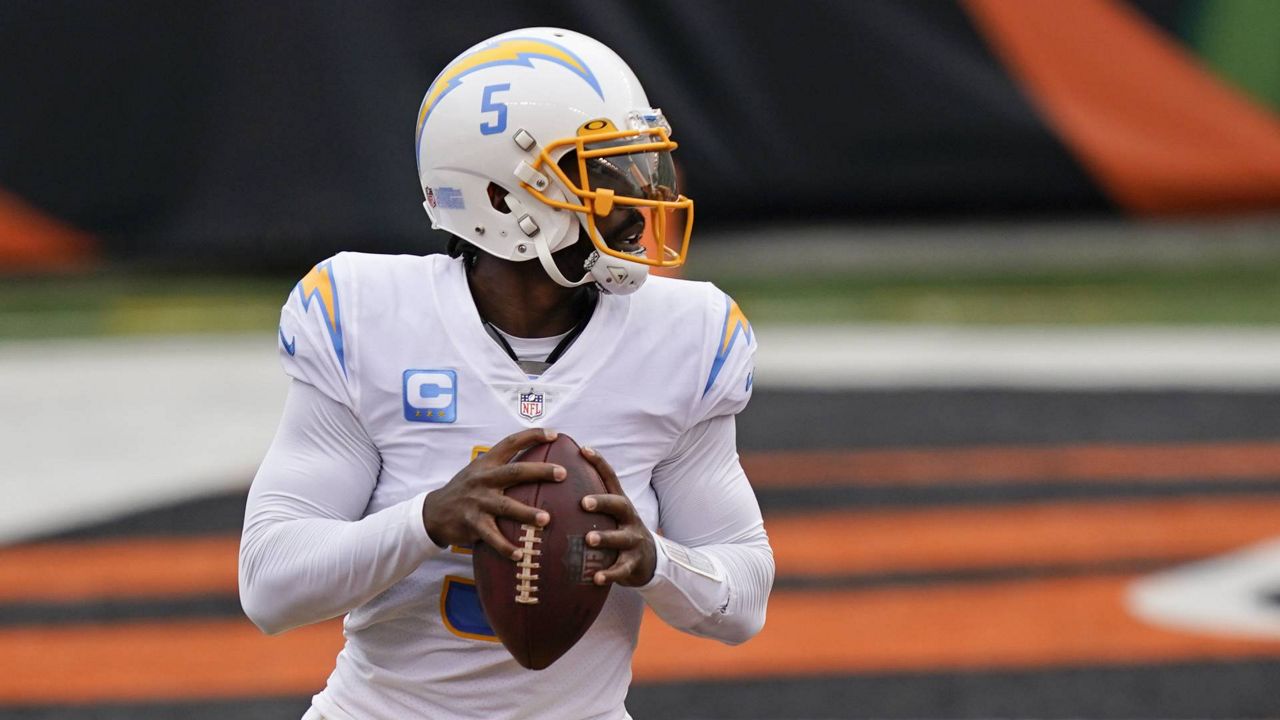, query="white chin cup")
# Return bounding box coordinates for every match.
[587,251,648,295]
